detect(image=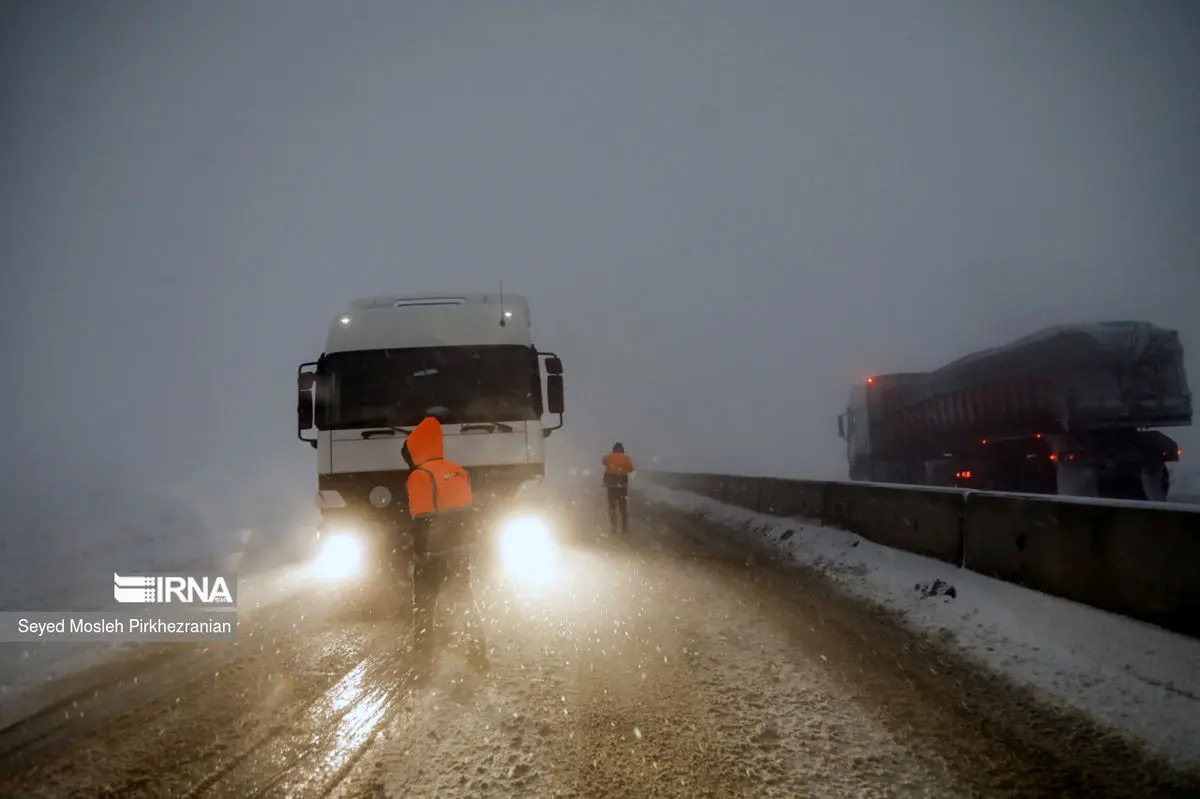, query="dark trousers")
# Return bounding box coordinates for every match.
[411,548,486,659]
[606,486,629,533]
